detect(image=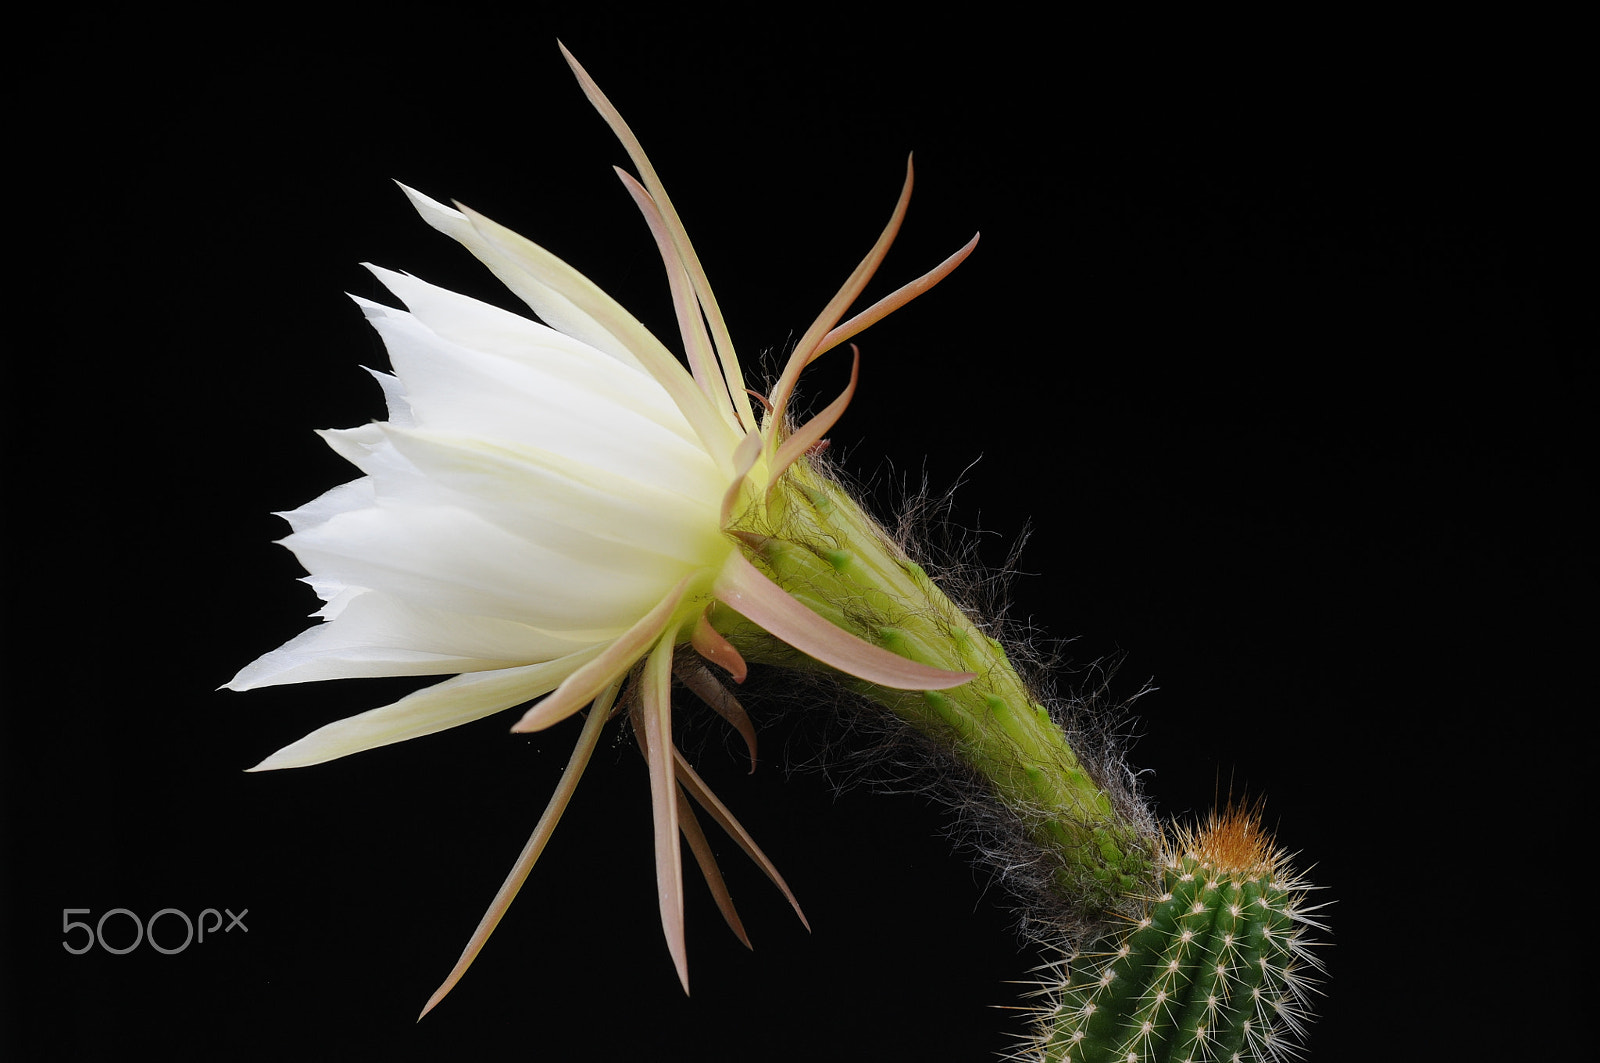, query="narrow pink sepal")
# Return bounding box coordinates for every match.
[559,42,757,432]
[626,705,752,947]
[511,576,692,733]
[815,232,980,358]
[675,787,751,949]
[418,683,618,1020]
[691,609,748,683]
[675,657,758,773]
[640,626,689,994]
[767,157,913,432]
[712,552,974,691]
[769,346,859,486]
[673,748,809,932]
[612,167,727,424]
